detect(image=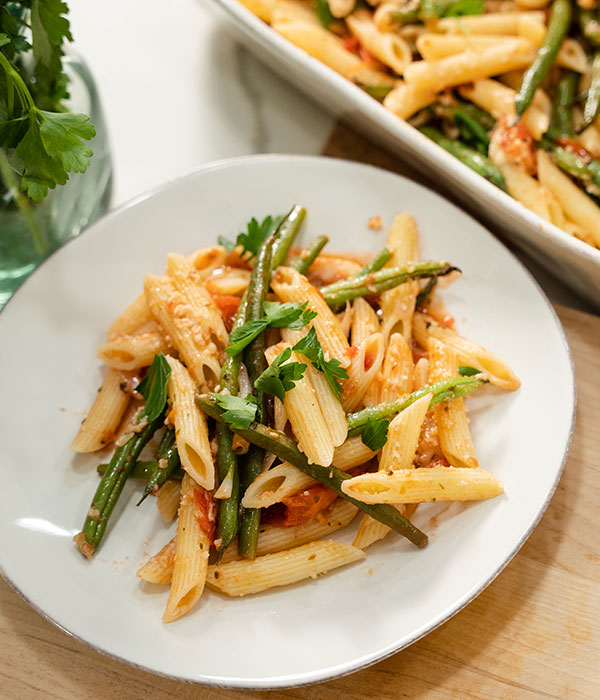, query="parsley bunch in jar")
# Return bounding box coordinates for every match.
[0,1,108,306]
